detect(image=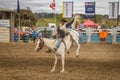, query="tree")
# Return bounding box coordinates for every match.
[15,9,37,27]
